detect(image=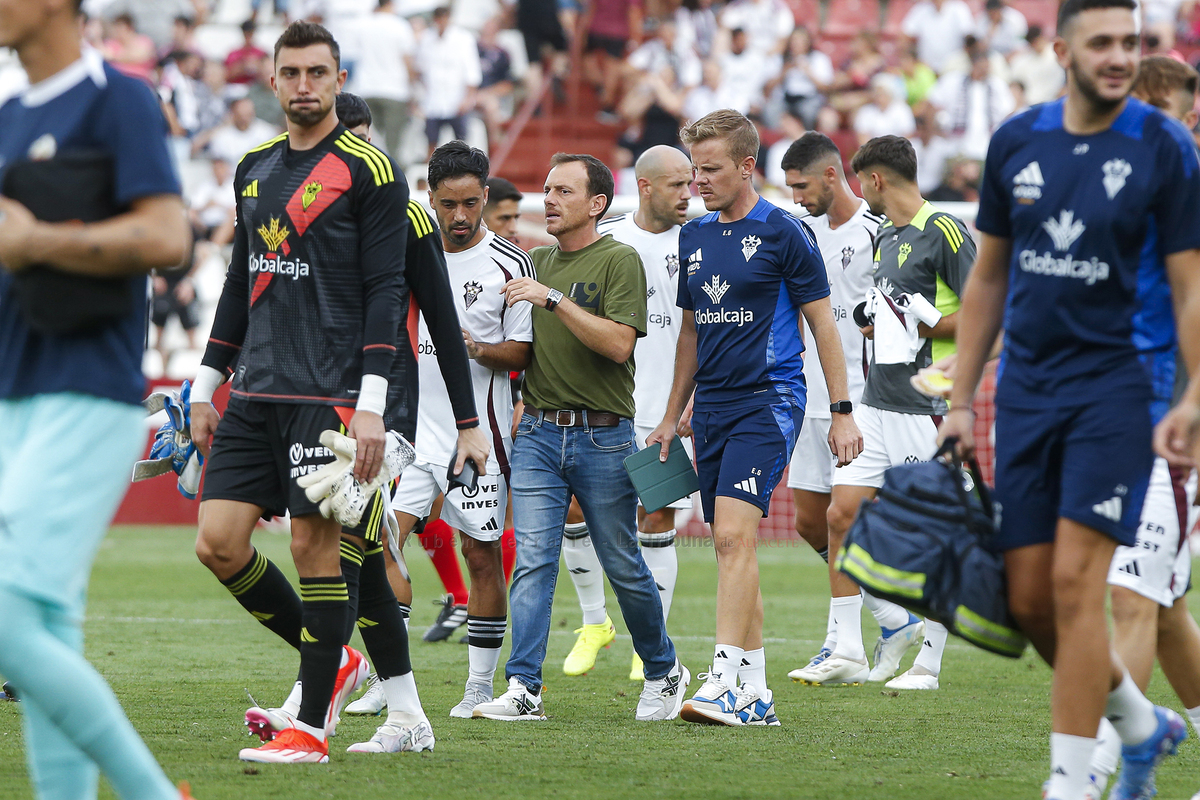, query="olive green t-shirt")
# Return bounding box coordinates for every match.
[523,234,647,419]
